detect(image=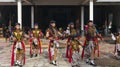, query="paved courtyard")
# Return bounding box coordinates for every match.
[0,38,120,67]
[0,38,92,67]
